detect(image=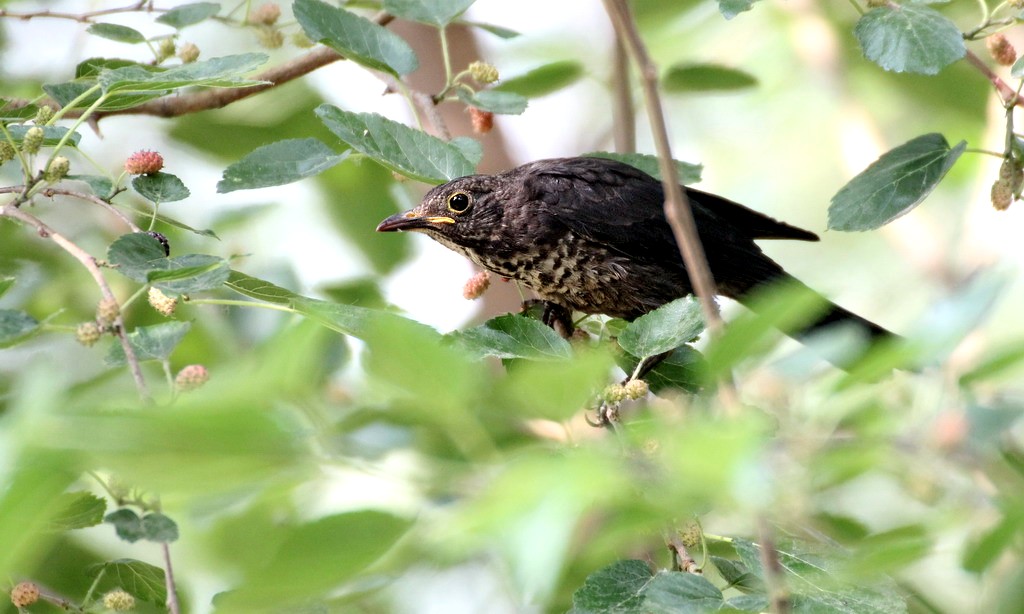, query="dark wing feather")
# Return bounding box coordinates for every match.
[519,157,817,266]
